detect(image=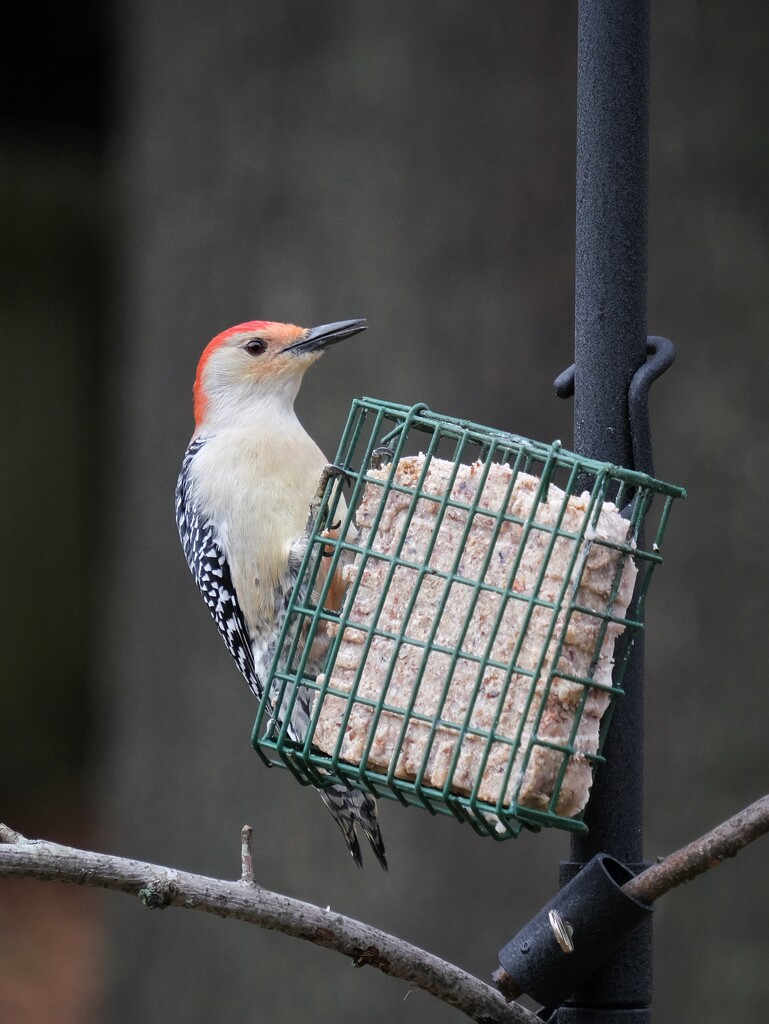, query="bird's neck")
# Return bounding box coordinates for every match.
[194,379,304,440]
